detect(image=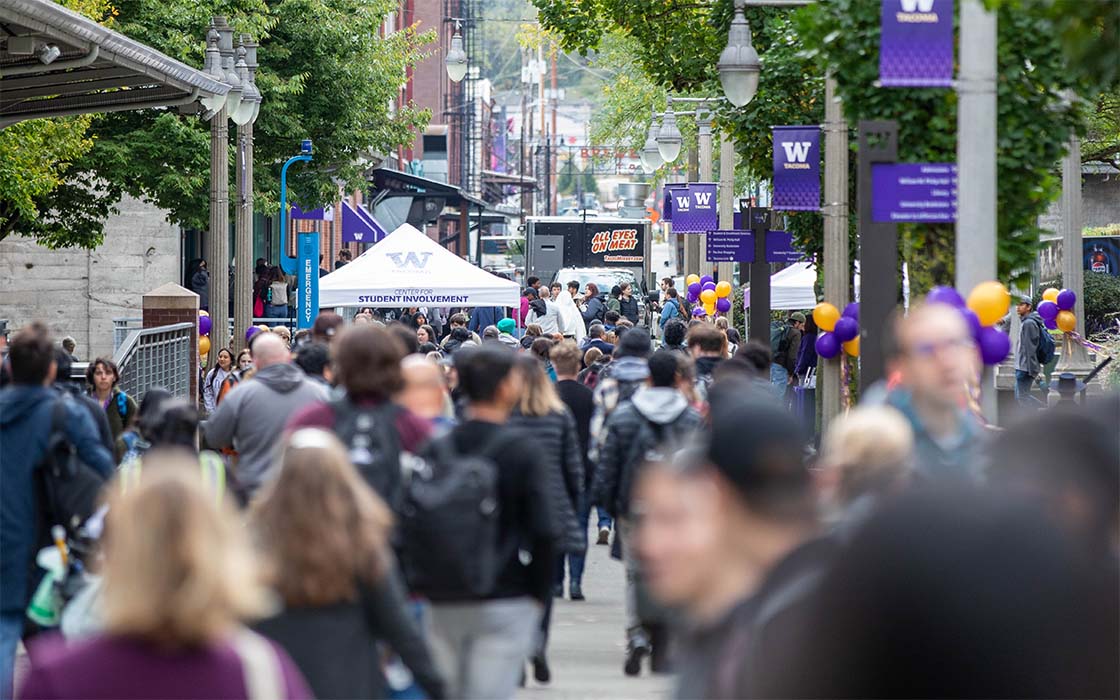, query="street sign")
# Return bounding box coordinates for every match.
[706,230,754,262]
[871,162,957,223]
[765,230,804,263]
